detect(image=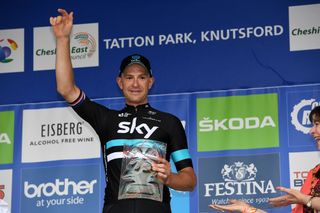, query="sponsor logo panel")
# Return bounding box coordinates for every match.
[198,154,280,212]
[0,28,24,73]
[289,3,320,51]
[0,169,12,212]
[0,111,14,164]
[20,164,100,213]
[197,94,279,151]
[33,23,99,71]
[22,107,100,163]
[289,151,319,190]
[287,91,320,147]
